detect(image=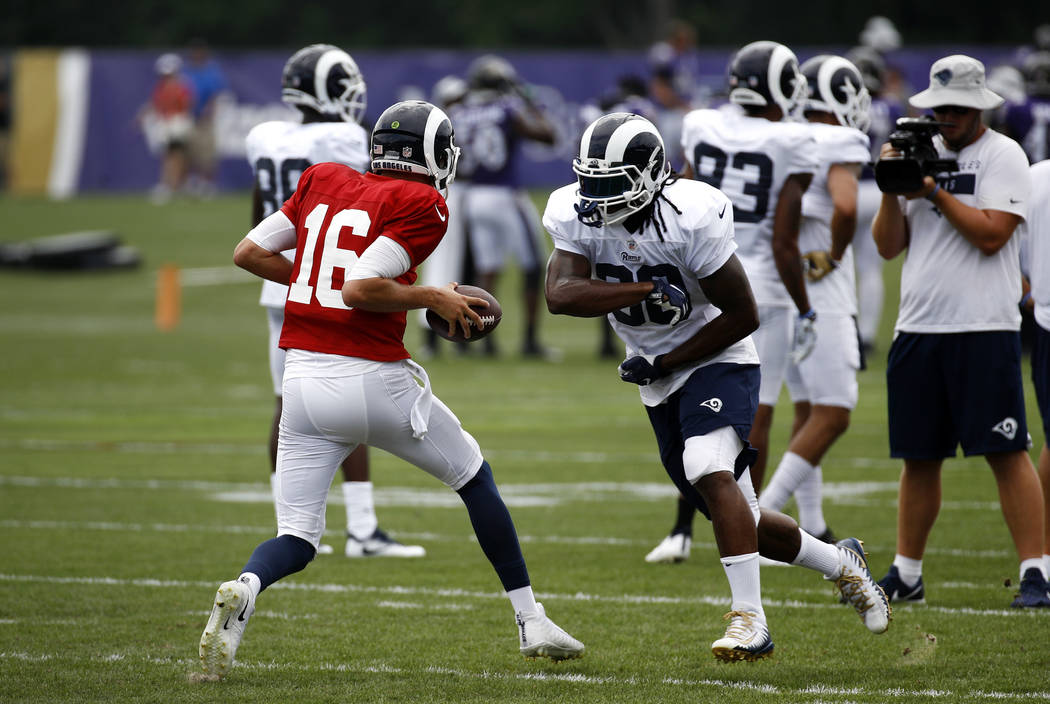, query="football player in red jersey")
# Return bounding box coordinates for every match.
[247,43,423,559]
[198,101,583,680]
